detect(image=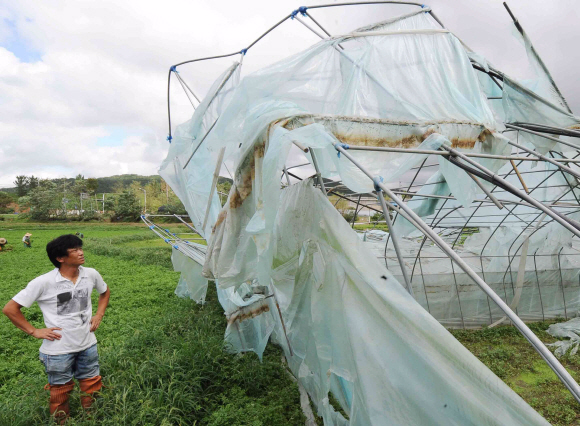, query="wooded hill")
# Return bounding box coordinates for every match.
[1,174,233,195]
